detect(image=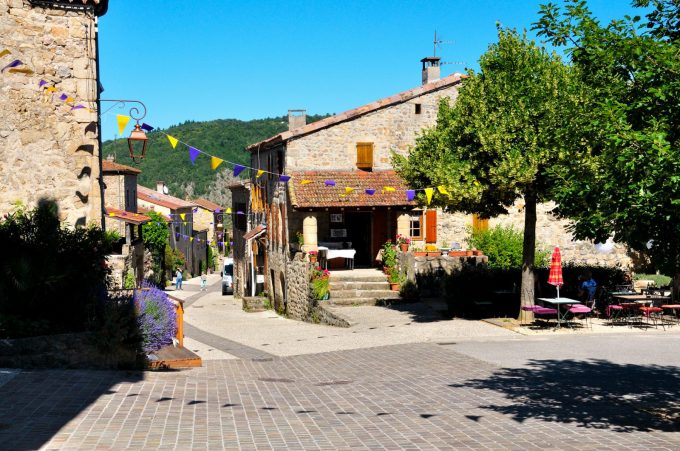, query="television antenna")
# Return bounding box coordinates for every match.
[432,31,466,67]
